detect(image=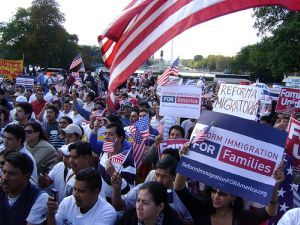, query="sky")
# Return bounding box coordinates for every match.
[1,0,262,60]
